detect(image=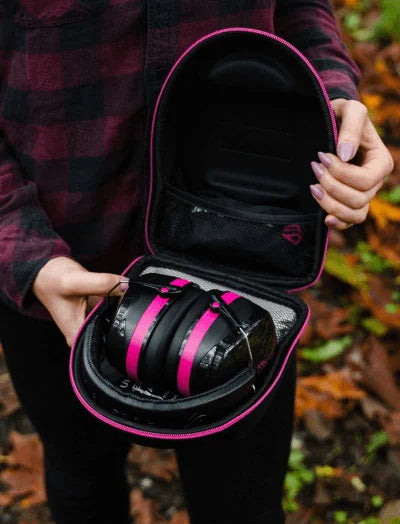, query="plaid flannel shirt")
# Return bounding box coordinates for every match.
[0,0,360,319]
